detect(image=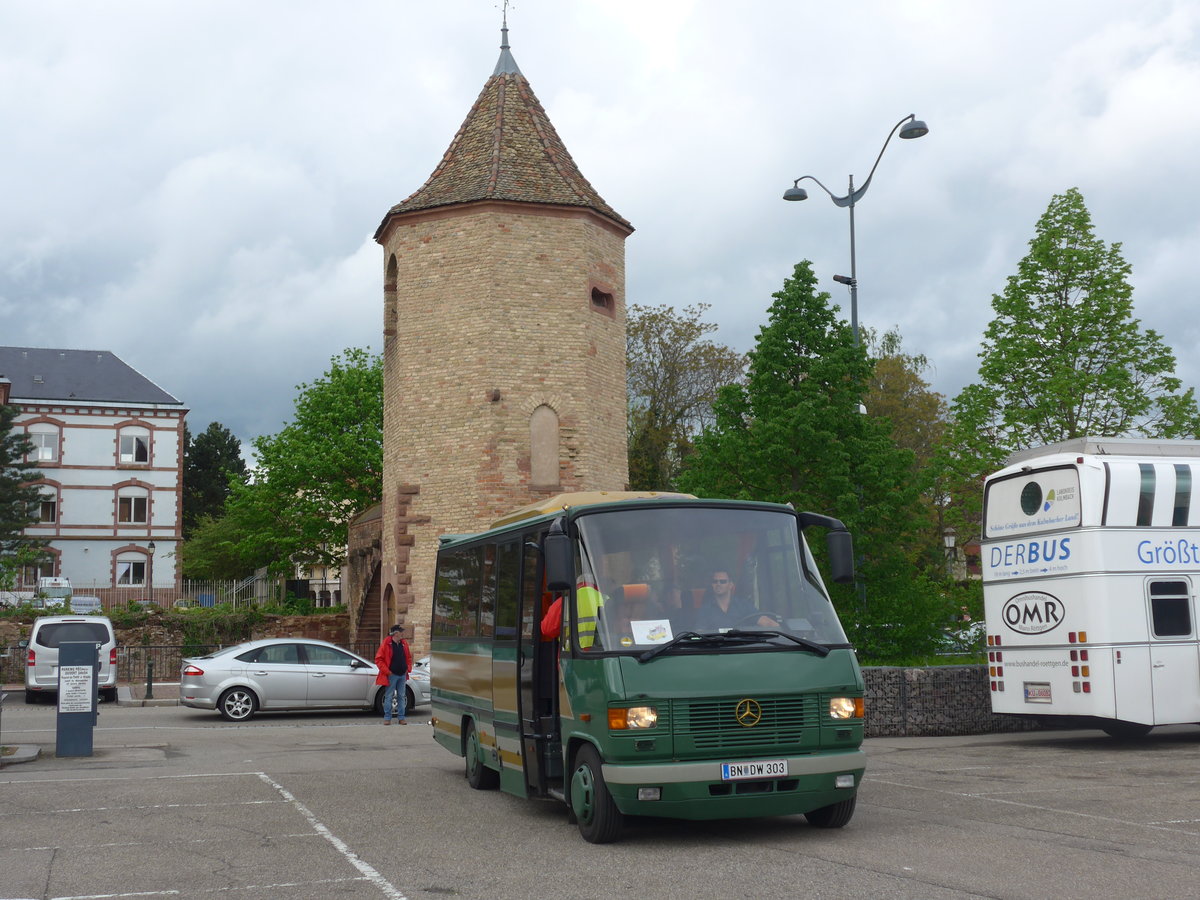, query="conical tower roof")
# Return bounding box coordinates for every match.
[376,27,632,239]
